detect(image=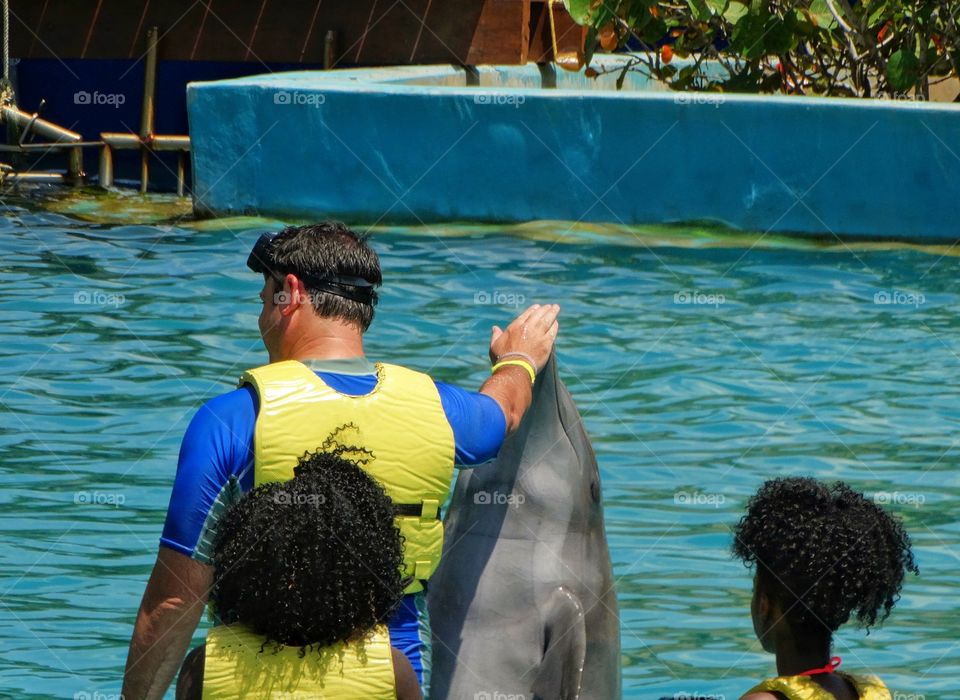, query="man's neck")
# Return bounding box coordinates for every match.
[301,356,376,375]
[281,332,365,362]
